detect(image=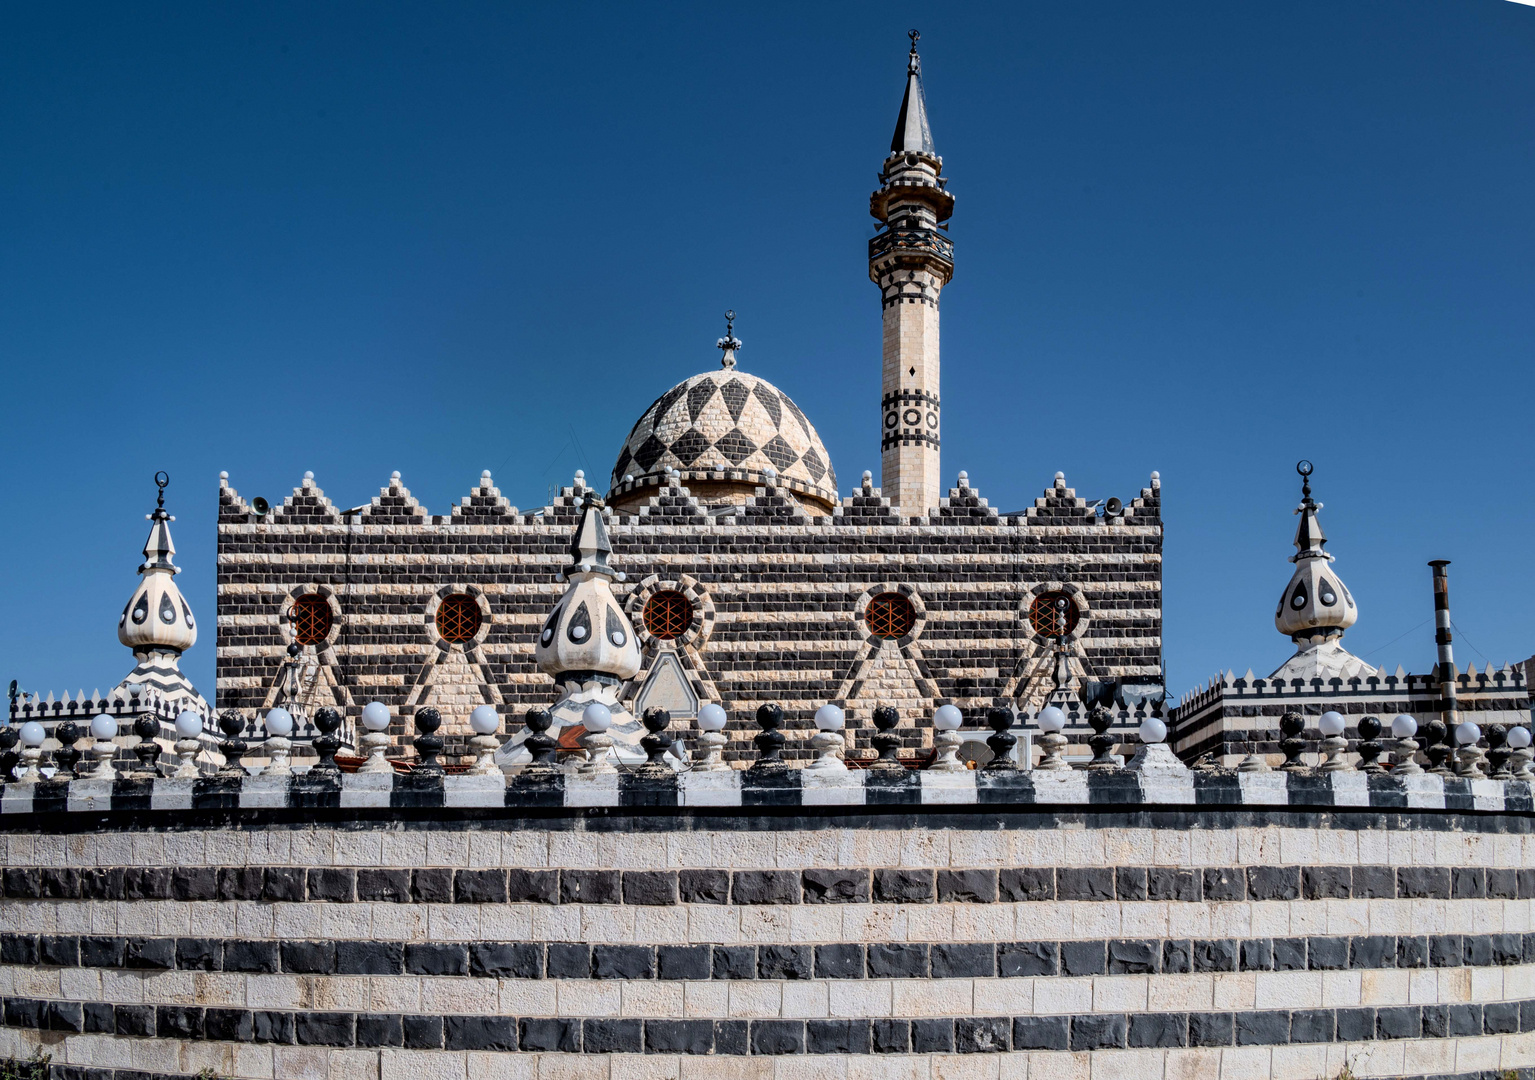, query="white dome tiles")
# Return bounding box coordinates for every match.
[610,370,837,500]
